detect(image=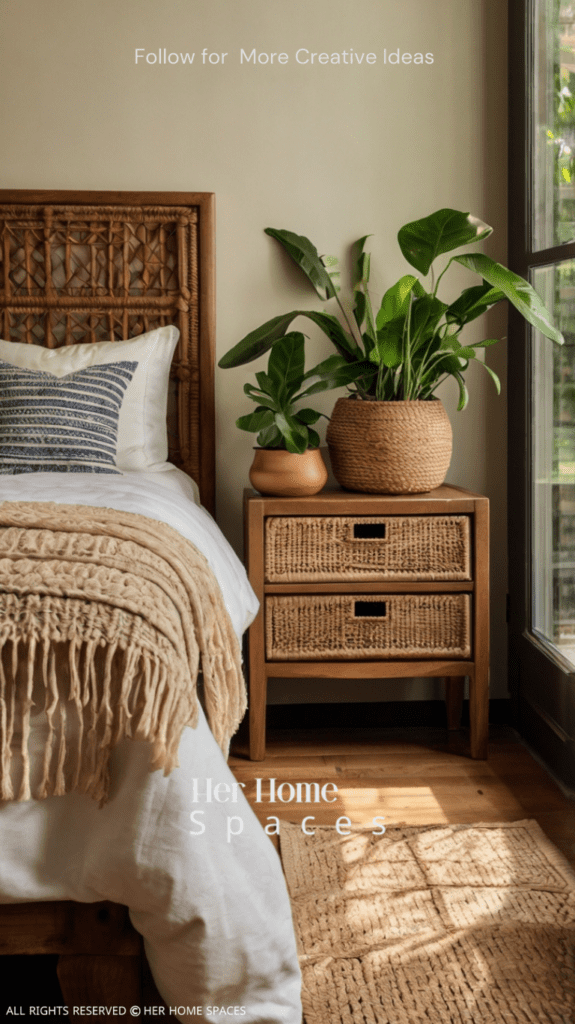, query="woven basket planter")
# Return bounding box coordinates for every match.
[326,397,453,494]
